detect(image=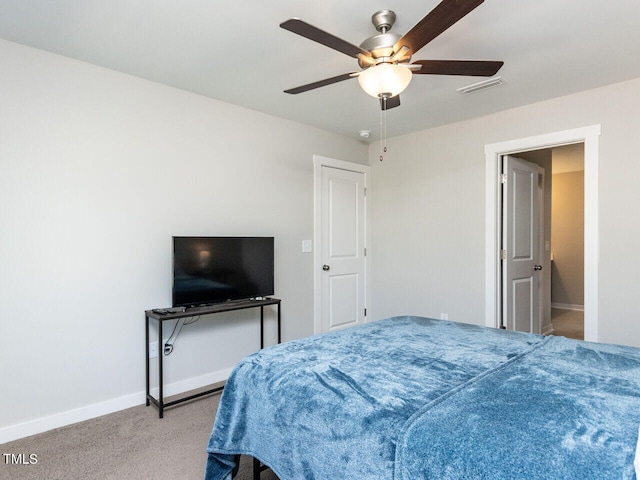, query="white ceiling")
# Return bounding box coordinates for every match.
[1,0,640,142]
